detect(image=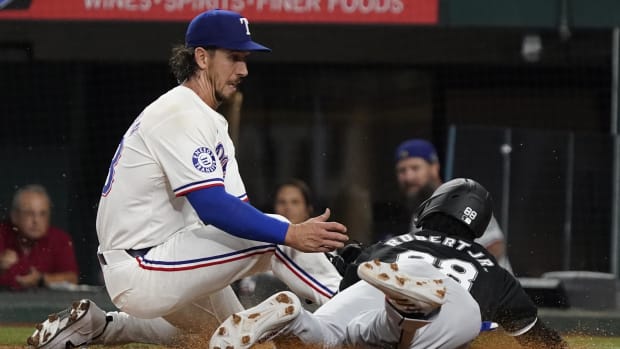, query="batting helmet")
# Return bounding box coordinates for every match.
[414,178,492,238]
